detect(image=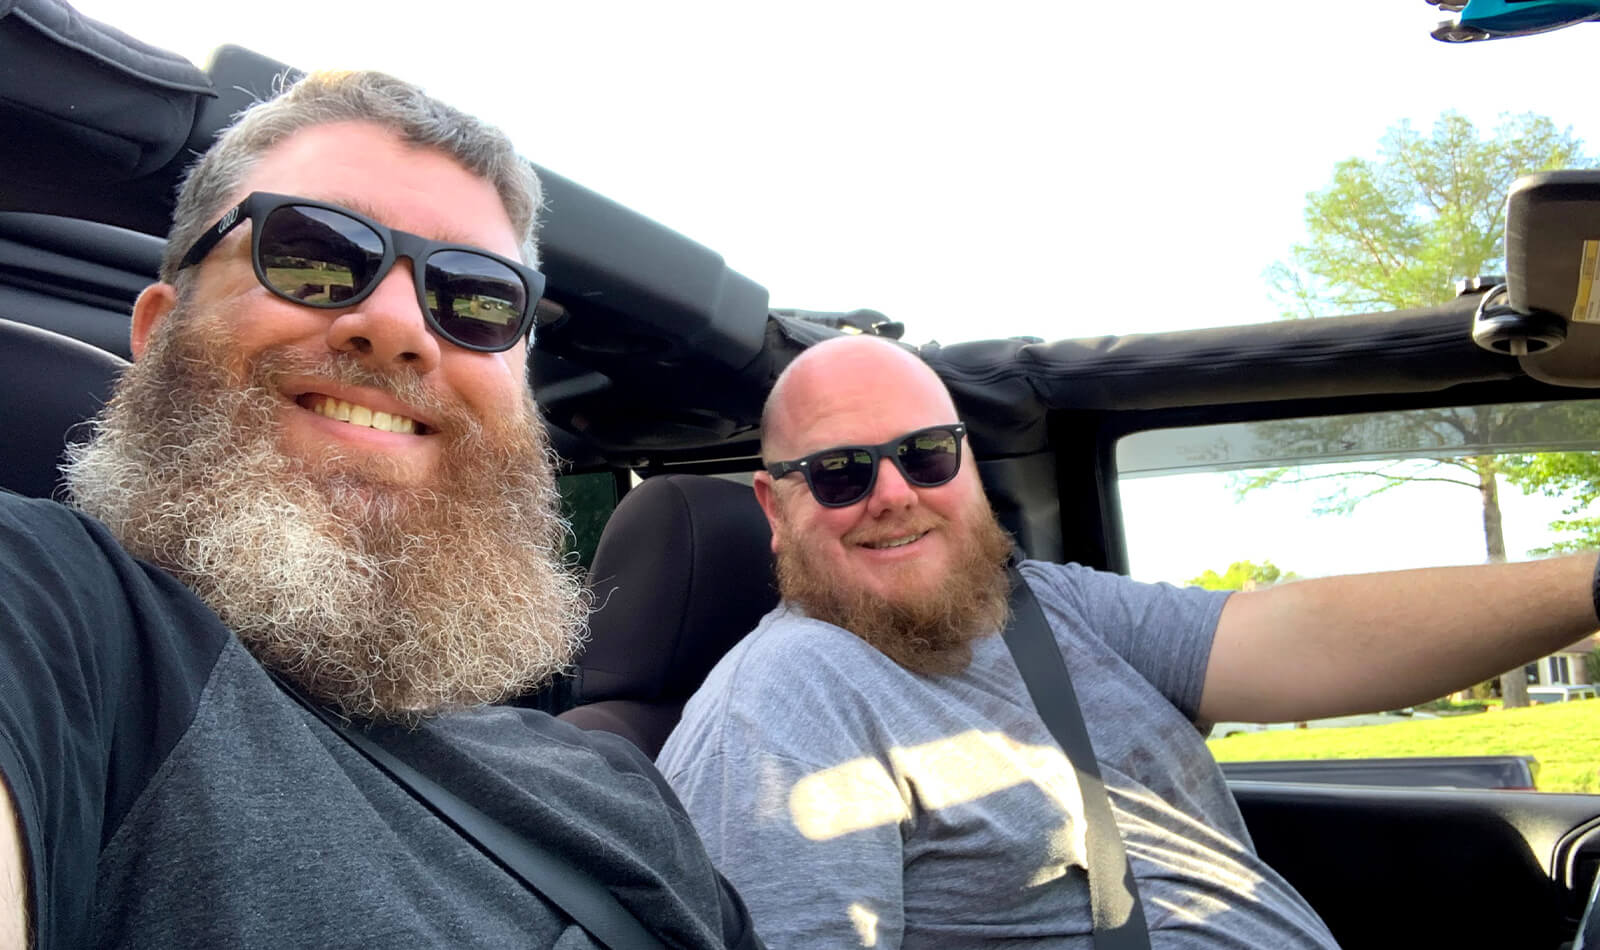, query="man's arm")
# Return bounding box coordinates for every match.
[1198,553,1599,723]
[0,778,26,950]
